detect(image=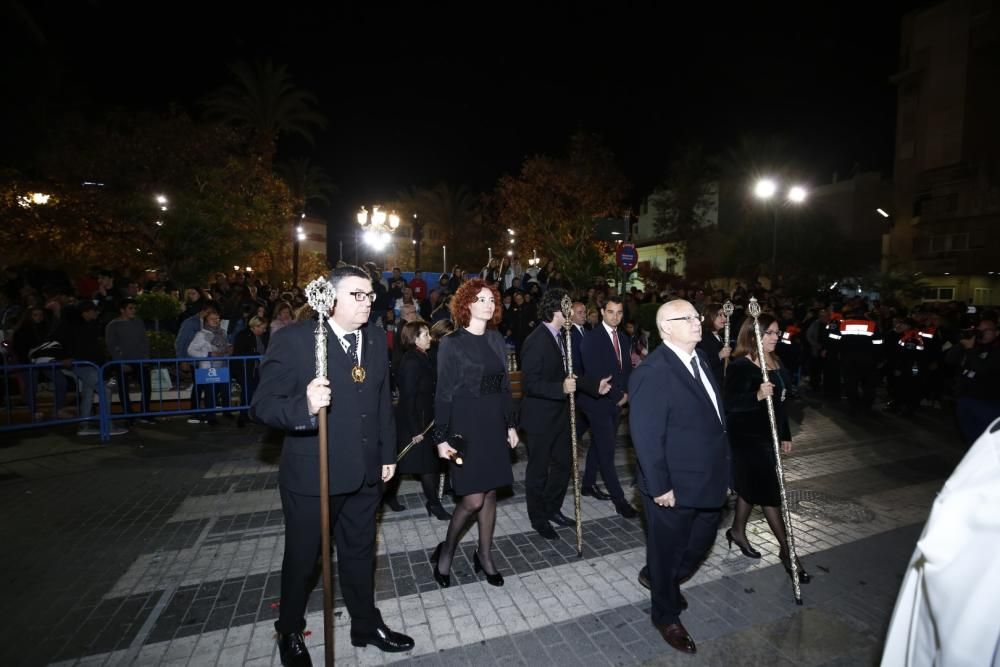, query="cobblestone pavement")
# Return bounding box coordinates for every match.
[0,393,966,666]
